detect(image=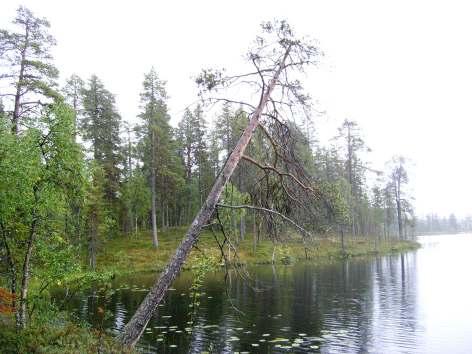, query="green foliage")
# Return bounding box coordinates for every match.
[83,161,114,268]
[62,74,84,114]
[188,254,218,323]
[195,68,225,92]
[0,6,60,132]
[0,320,135,354]
[218,183,249,235]
[81,75,122,211]
[0,100,84,237]
[0,101,86,323]
[136,68,185,228]
[0,7,417,345]
[176,105,213,223]
[277,245,295,265]
[120,169,151,234]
